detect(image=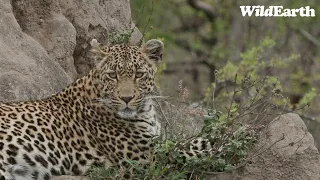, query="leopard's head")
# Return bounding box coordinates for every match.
[90,39,163,119]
